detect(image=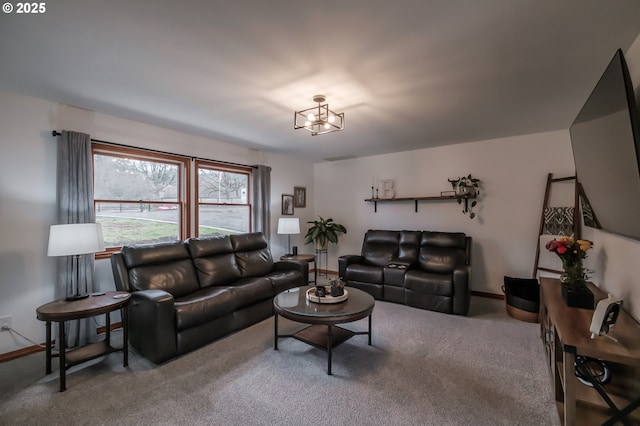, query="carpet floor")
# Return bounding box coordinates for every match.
[0,297,559,425]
